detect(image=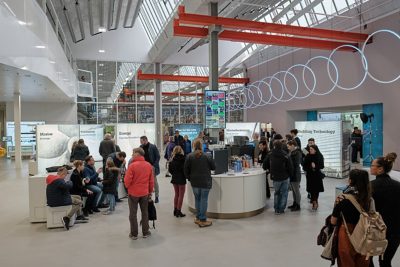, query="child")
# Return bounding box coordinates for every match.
[102,159,120,215]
